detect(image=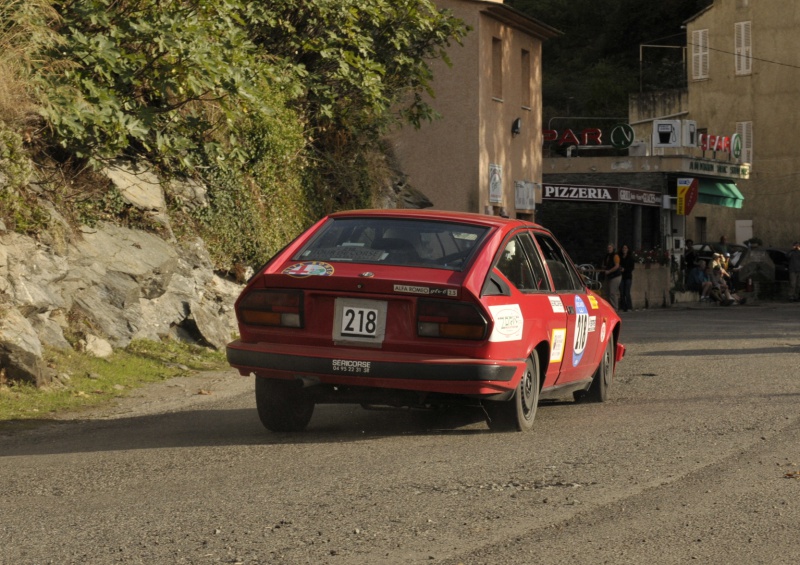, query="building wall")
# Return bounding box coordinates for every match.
[686,1,800,247]
[390,0,545,215]
[477,10,543,217]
